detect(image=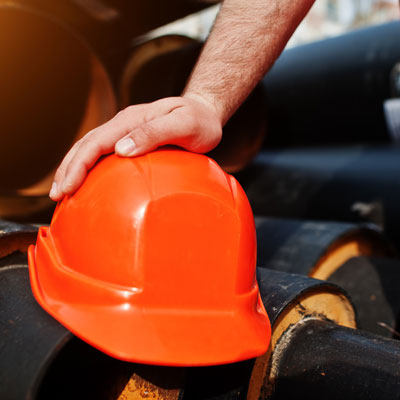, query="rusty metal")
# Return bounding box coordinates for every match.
[117,366,184,400]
